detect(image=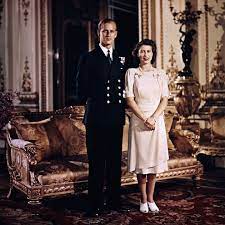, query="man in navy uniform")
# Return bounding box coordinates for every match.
[76,18,126,217]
